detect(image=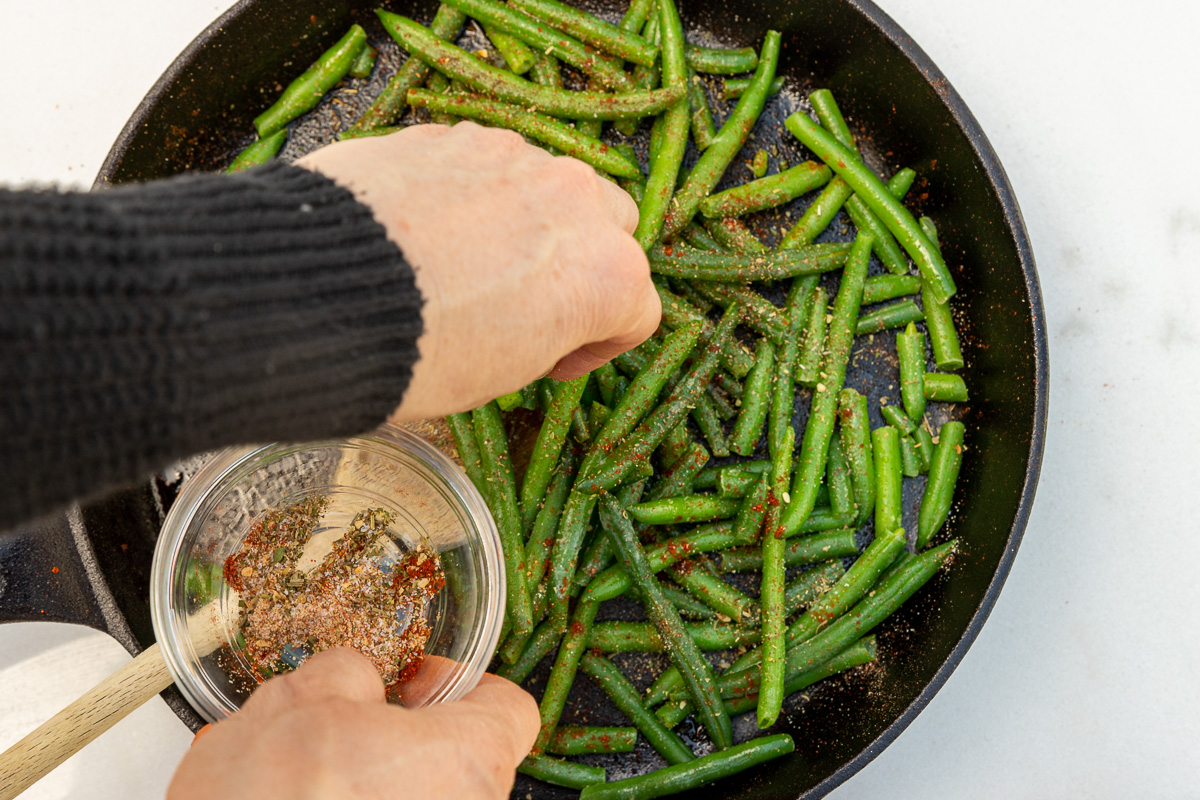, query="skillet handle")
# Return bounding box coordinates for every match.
[0,643,175,800]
